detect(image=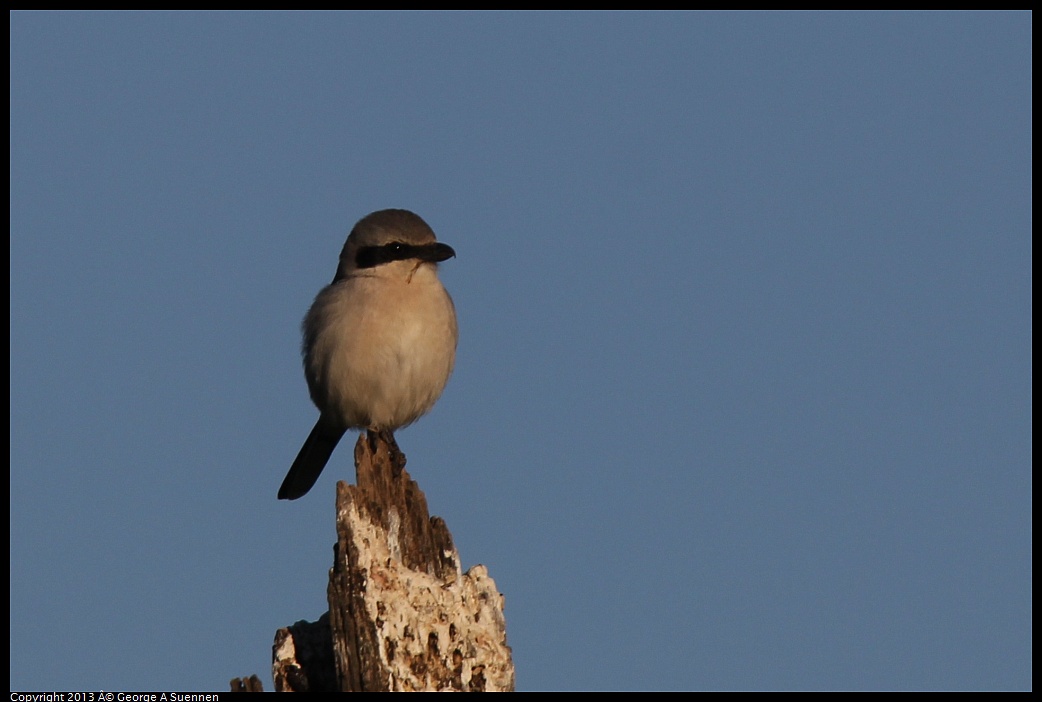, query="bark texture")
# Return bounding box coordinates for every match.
[270,432,514,692]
